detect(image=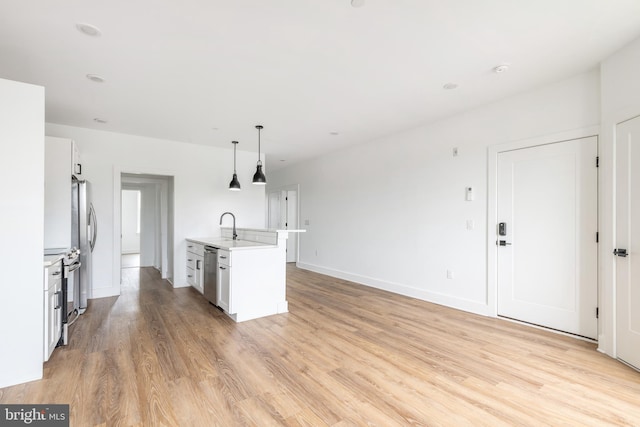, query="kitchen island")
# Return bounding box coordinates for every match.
[187,228,303,322]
